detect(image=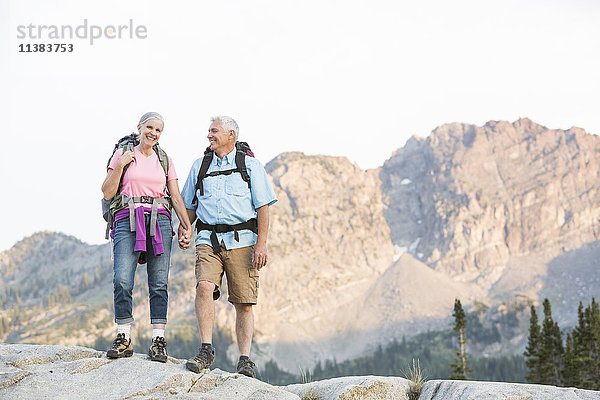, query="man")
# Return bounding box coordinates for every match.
[181,116,277,378]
